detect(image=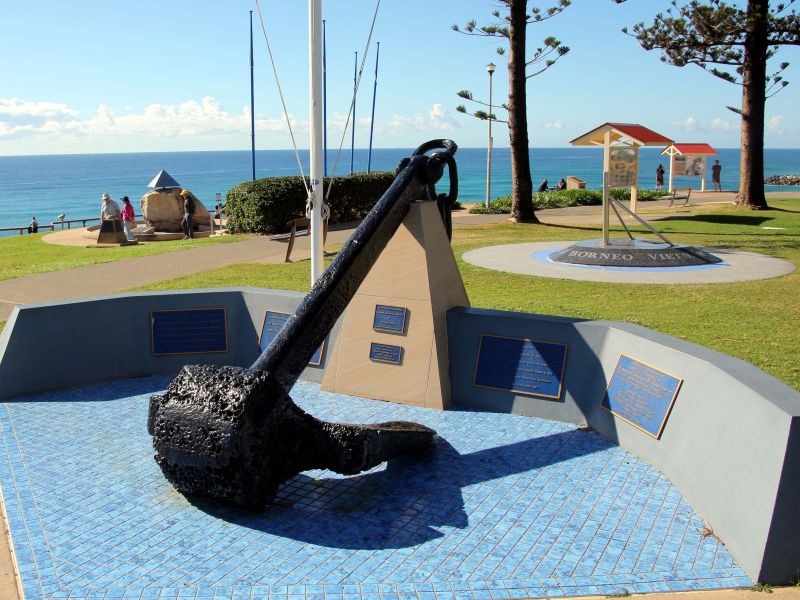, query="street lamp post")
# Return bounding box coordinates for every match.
[485,62,496,209]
